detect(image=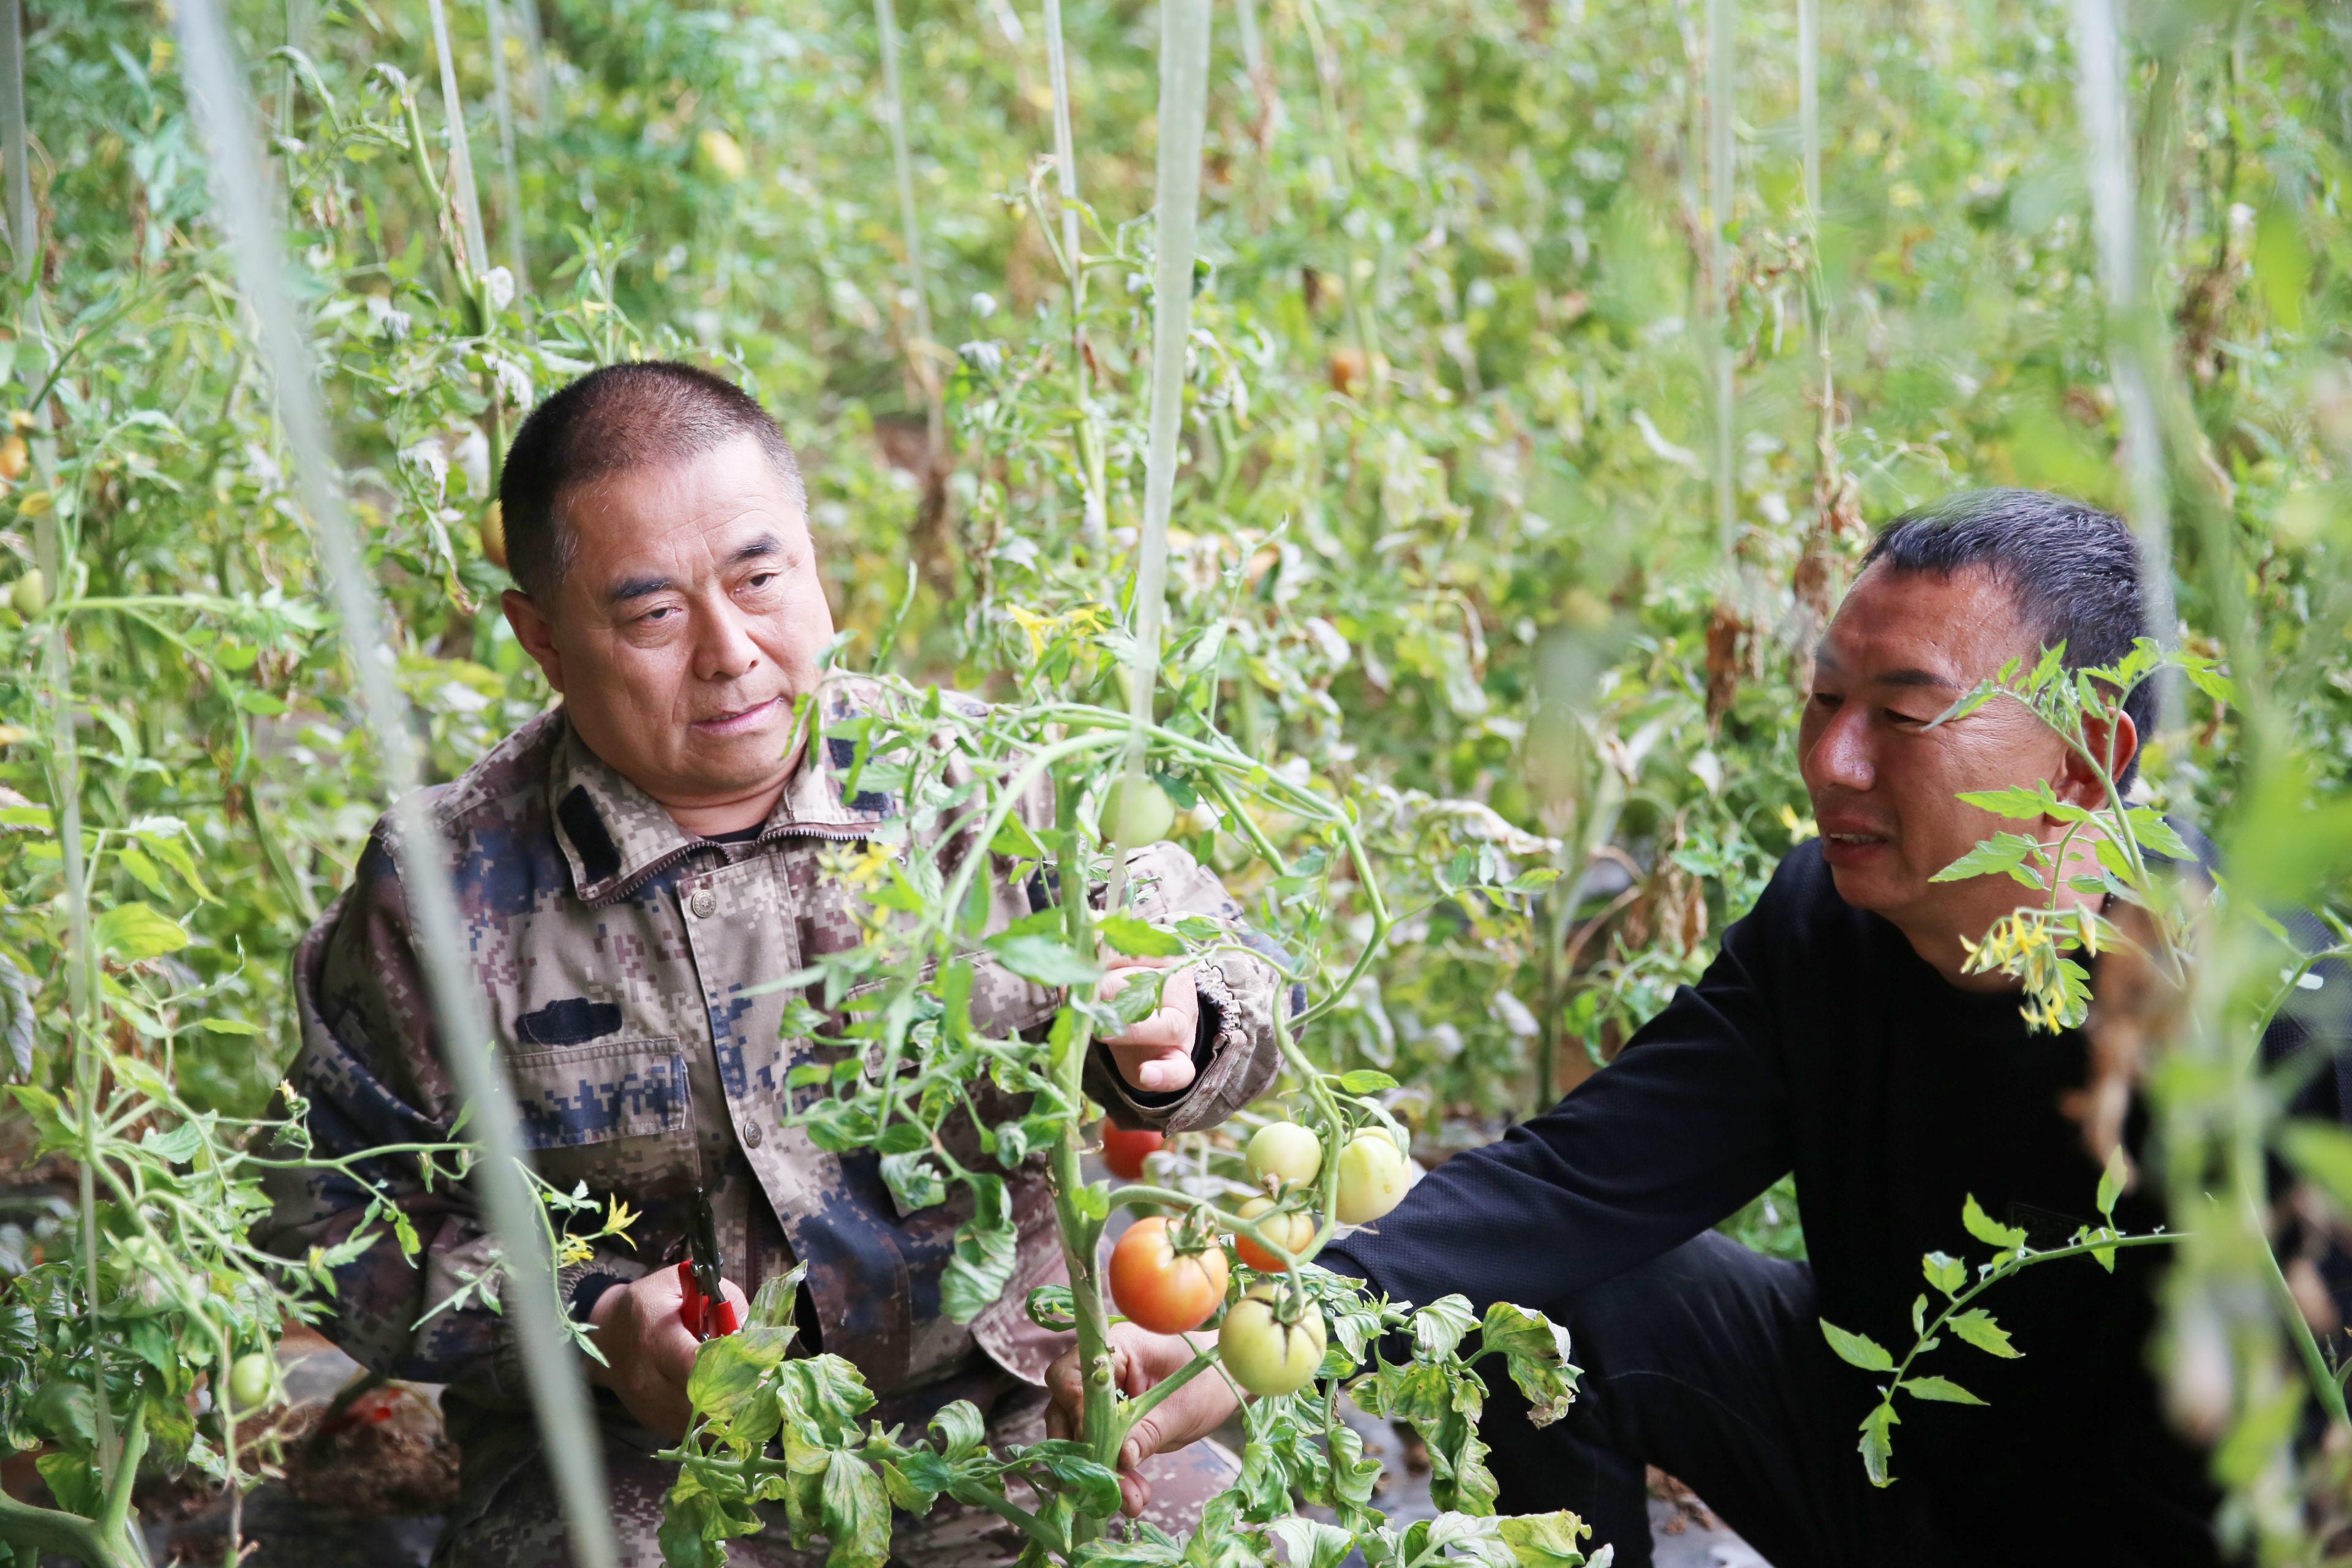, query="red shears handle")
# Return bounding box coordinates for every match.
[676,1259,741,1341]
